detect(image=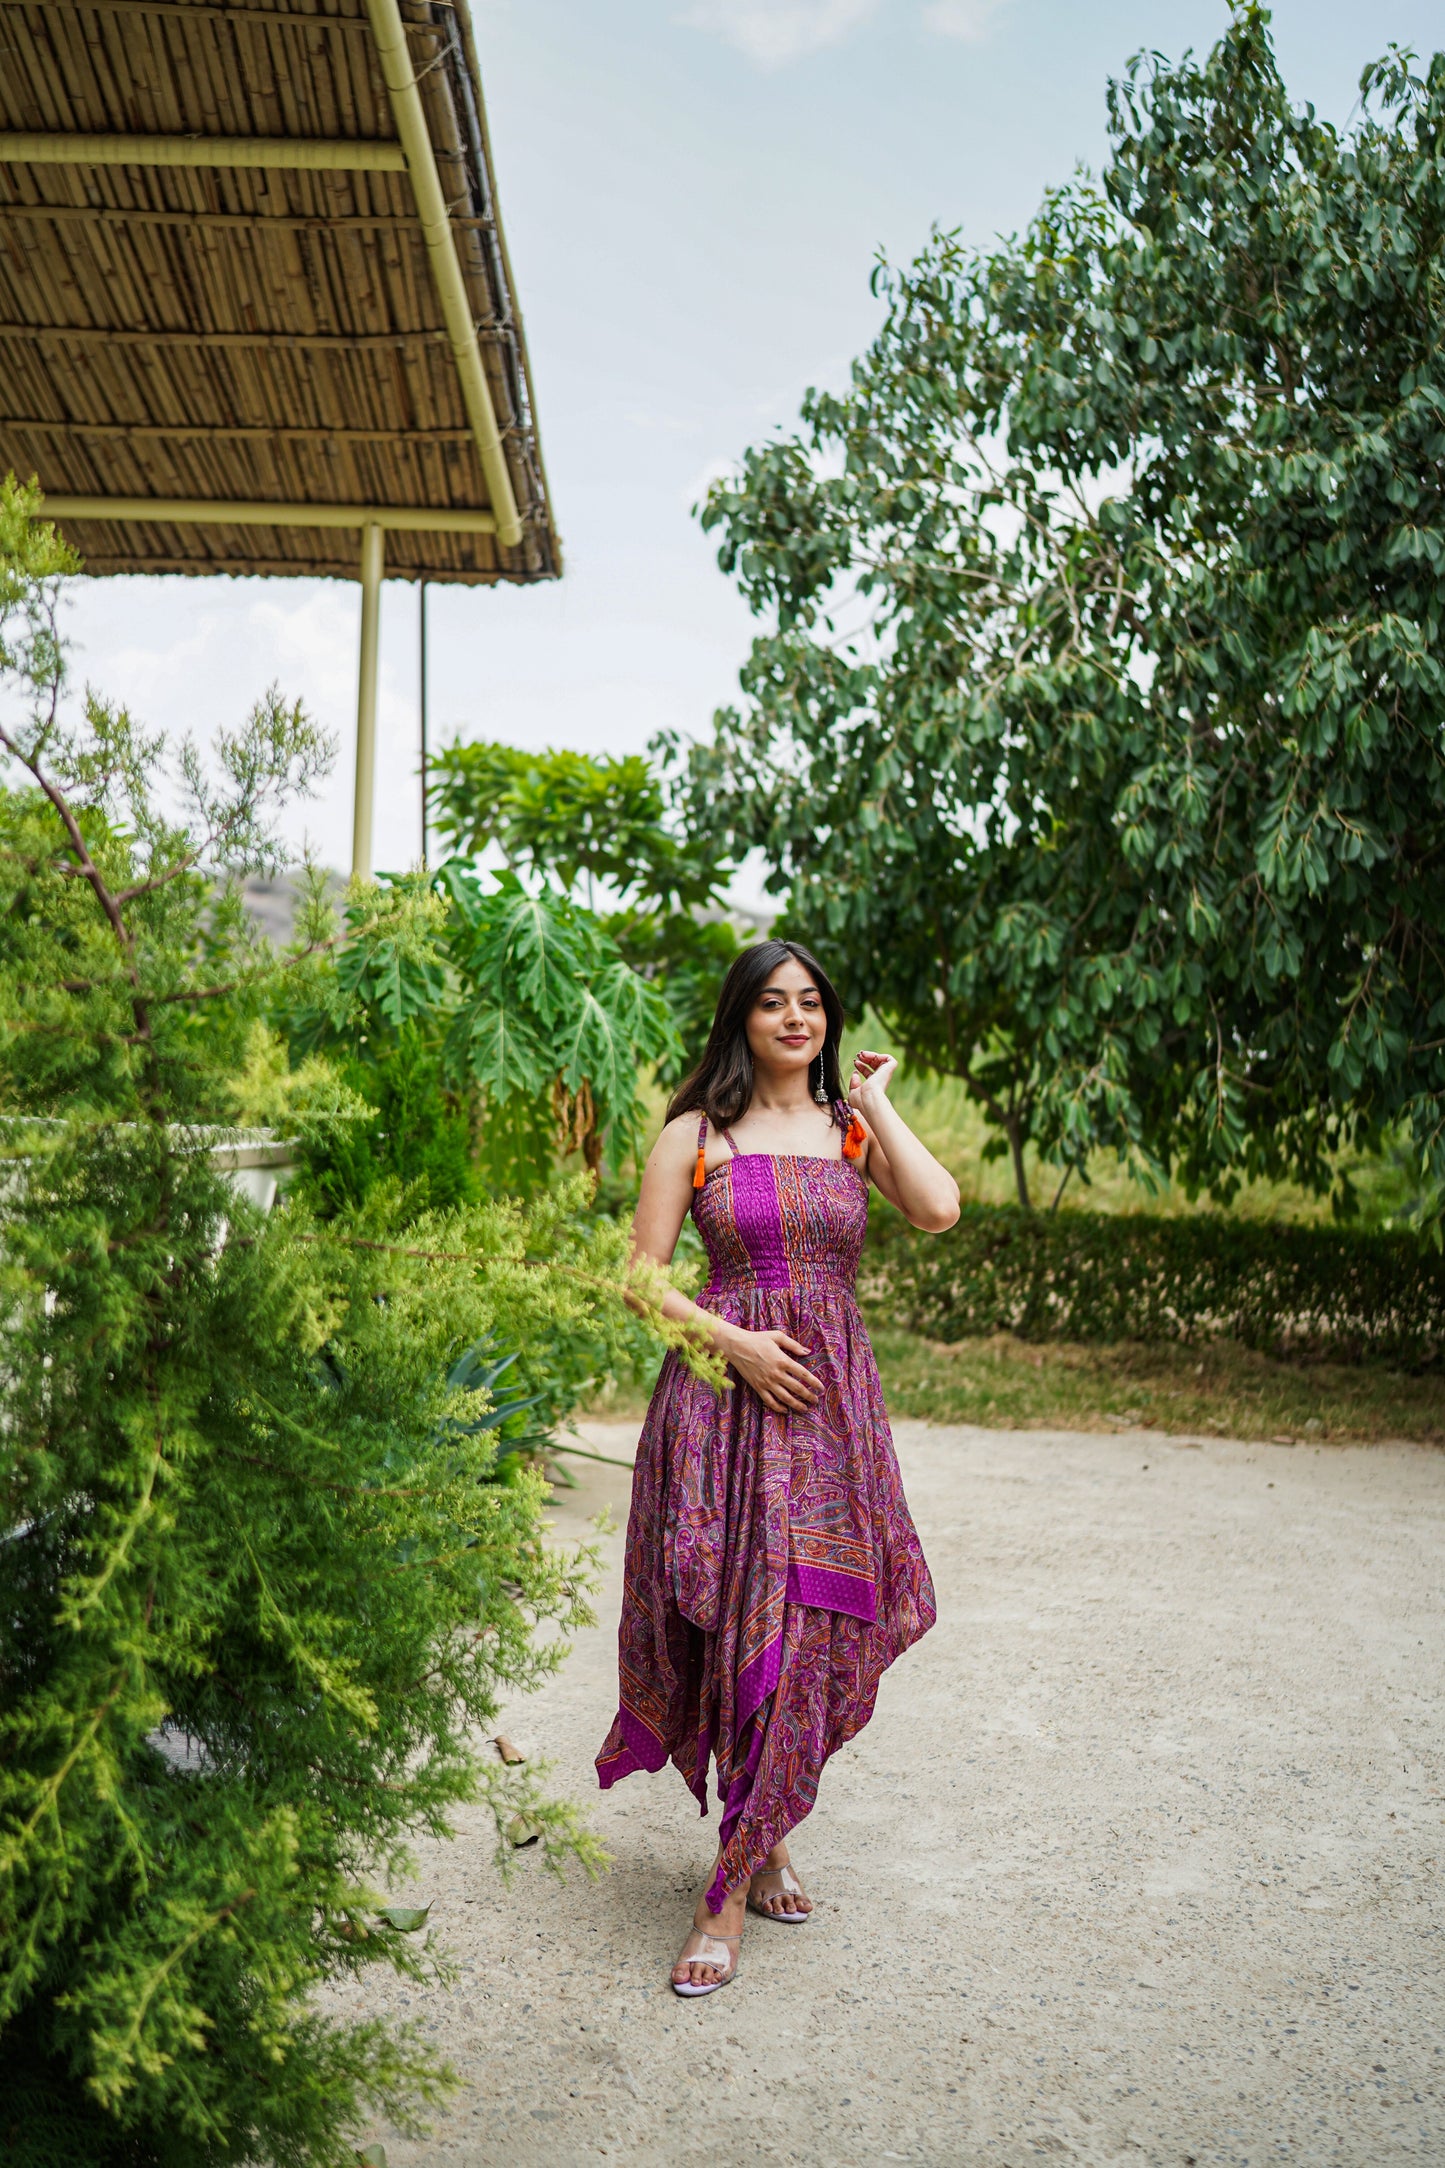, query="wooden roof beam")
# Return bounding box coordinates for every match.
[42,496,497,534]
[0,322,452,349]
[0,205,493,230]
[0,133,406,173]
[0,1,371,22]
[8,419,471,443]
